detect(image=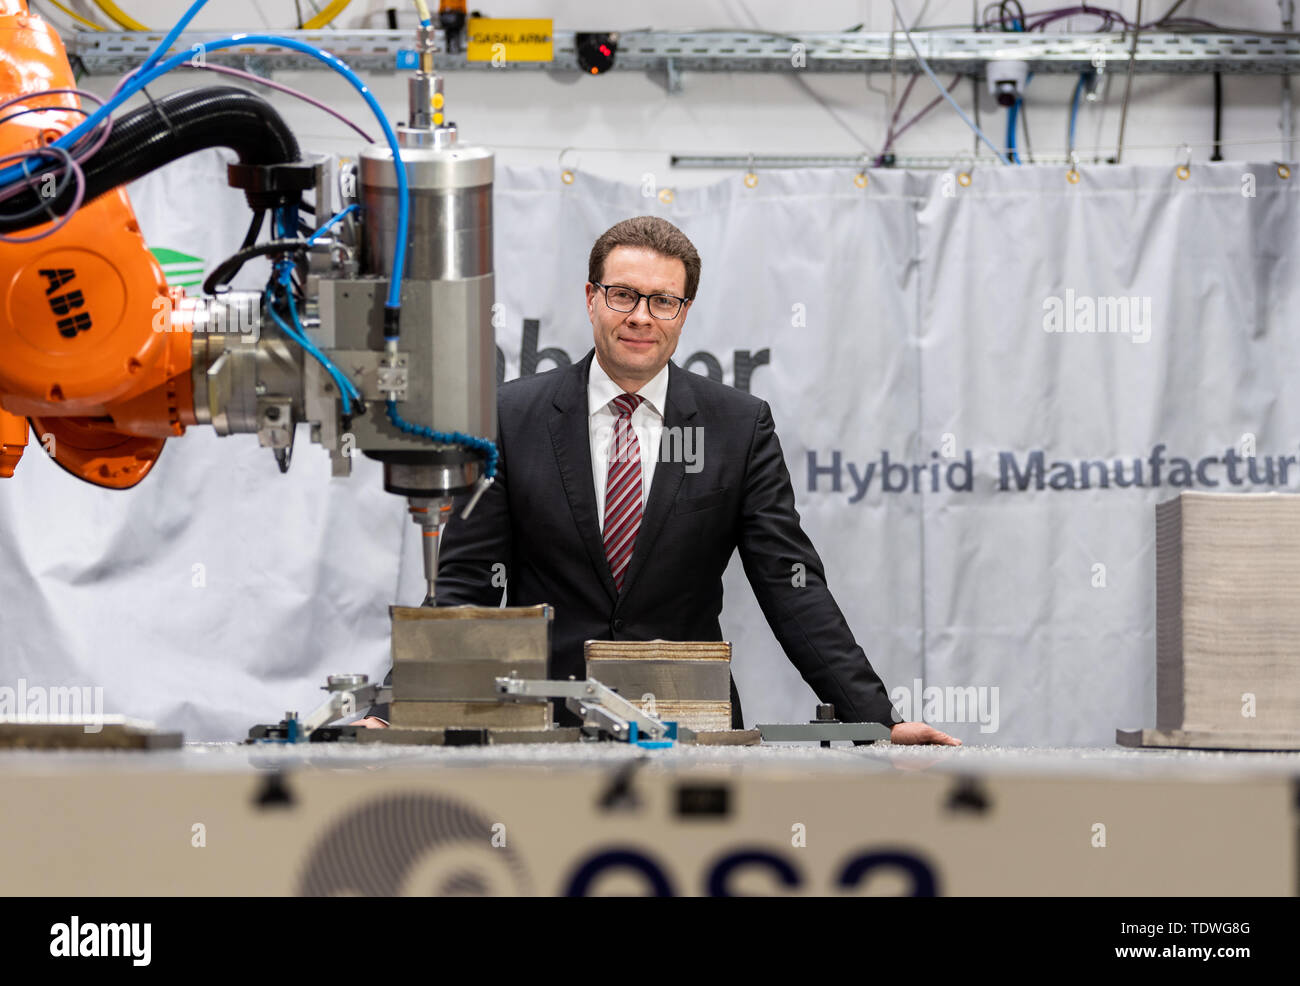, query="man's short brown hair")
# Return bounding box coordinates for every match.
[588,216,701,300]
